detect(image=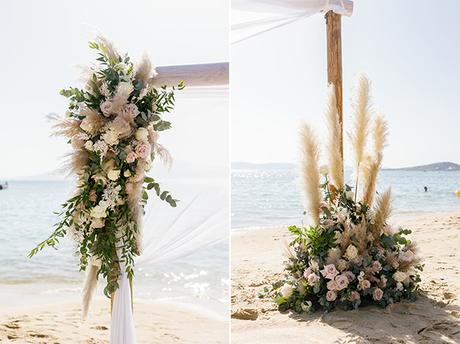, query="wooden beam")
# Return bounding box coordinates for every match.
[151,62,229,87]
[325,11,343,163]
